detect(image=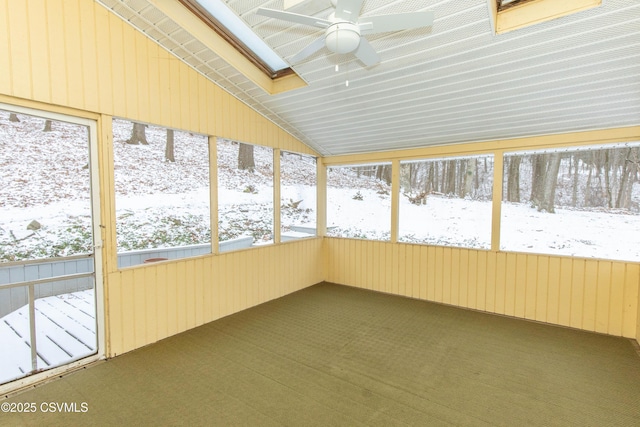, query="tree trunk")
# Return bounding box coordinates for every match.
[126,122,148,145]
[585,159,593,207]
[537,153,561,213]
[410,163,418,191]
[375,164,391,185]
[9,113,19,122]
[615,148,633,209]
[603,151,612,208]
[384,164,391,185]
[43,120,52,132]
[433,162,439,193]
[474,159,480,191]
[571,154,579,207]
[238,143,255,171]
[165,129,175,162]
[531,154,548,206]
[463,158,475,198]
[426,163,435,193]
[506,156,521,202]
[445,160,456,195]
[457,160,465,197]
